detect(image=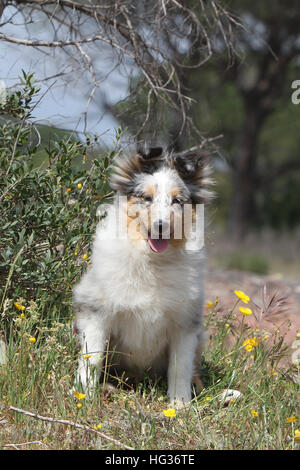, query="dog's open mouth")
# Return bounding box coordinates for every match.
[148,236,169,253]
